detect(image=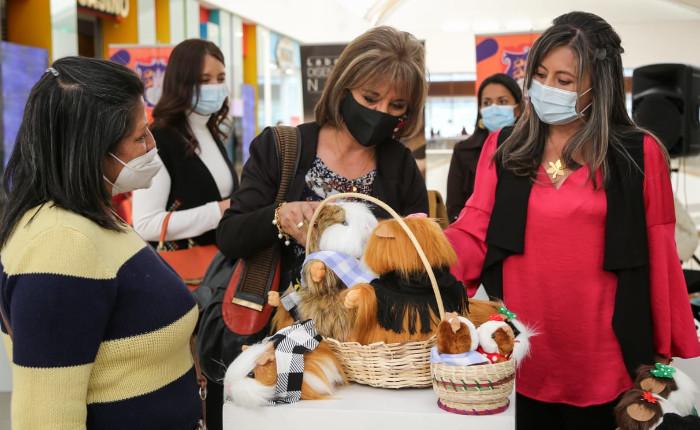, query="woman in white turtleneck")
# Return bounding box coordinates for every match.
[132,39,238,254]
[131,38,238,430]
